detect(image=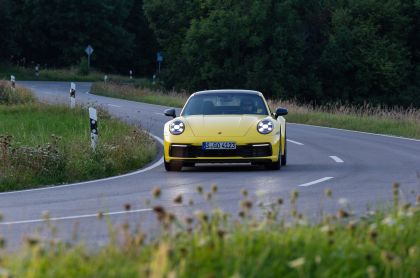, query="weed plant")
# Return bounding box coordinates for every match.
[0,185,418,277]
[0,83,156,190]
